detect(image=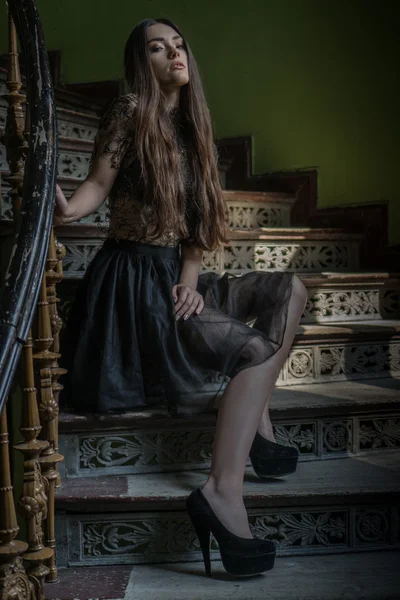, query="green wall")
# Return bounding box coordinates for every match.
[1,0,398,243]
